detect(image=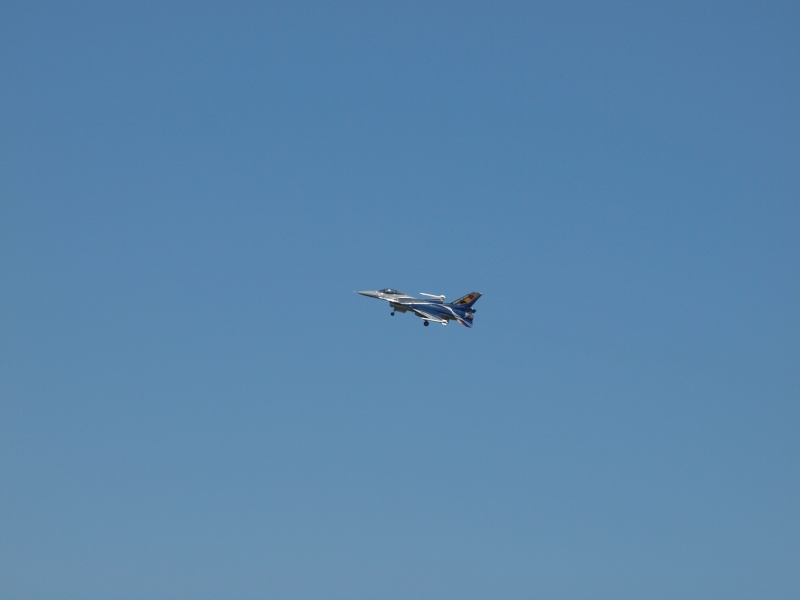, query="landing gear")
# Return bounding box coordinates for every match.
[423,321,429,326]
[390,312,395,316]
